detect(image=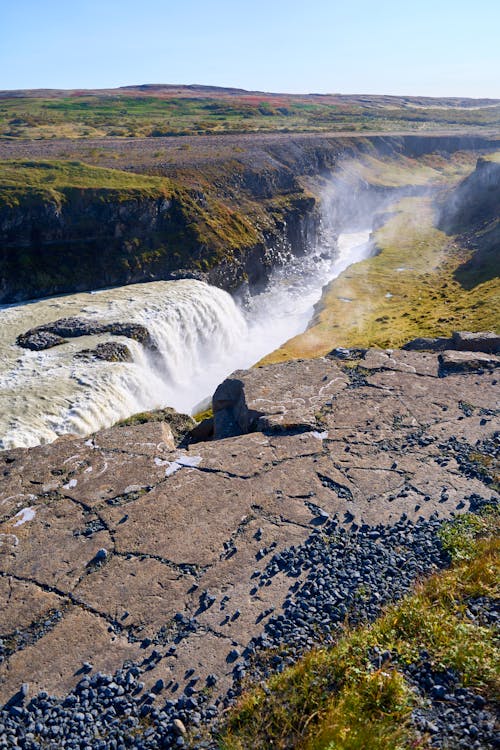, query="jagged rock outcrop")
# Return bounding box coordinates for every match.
[403,330,500,354]
[212,358,349,438]
[75,341,133,362]
[439,156,500,233]
[437,155,500,282]
[0,345,498,710]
